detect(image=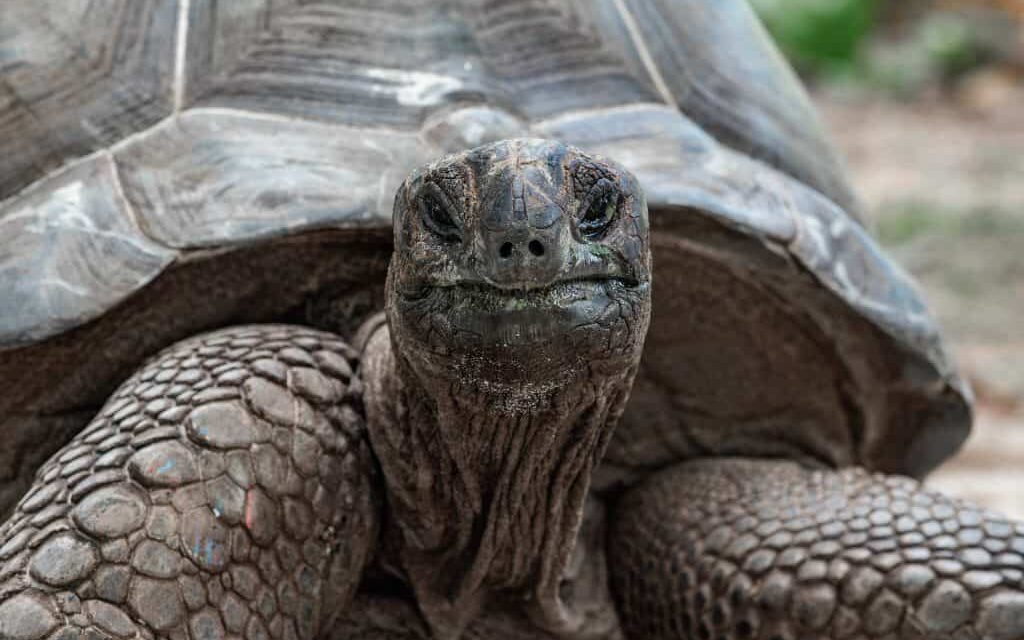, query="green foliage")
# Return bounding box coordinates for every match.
[919,12,983,78]
[750,0,878,73]
[875,202,959,246]
[876,202,1024,246]
[752,0,995,94]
